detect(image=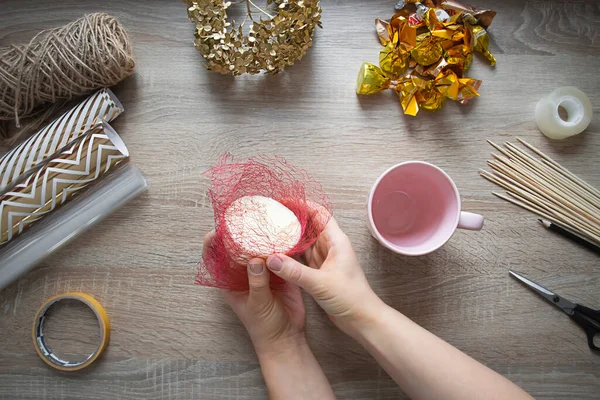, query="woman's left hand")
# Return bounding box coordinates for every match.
[203,232,336,399]
[203,232,307,358]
